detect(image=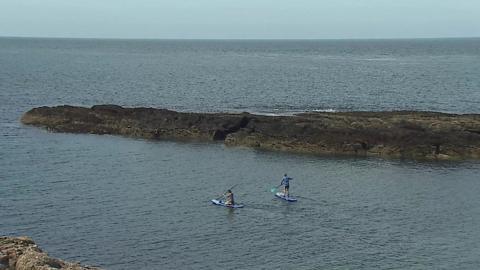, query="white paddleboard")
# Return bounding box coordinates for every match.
[211,199,244,208]
[275,192,298,202]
